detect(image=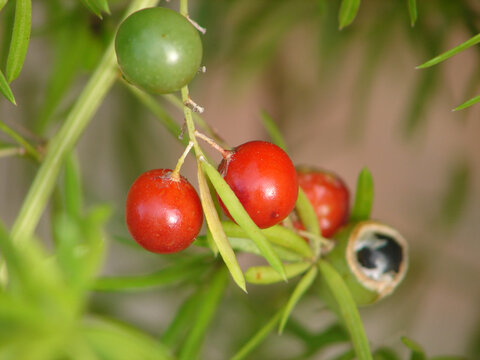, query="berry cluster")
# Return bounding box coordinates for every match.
[117,7,351,254]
